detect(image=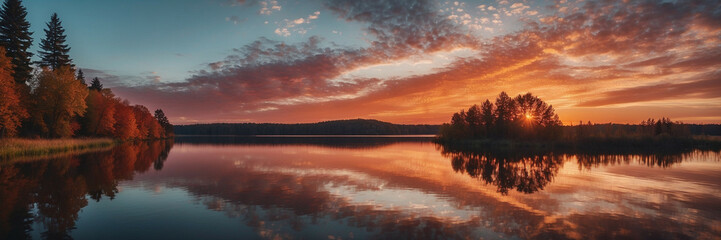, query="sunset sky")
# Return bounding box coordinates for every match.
[25,0,721,124]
